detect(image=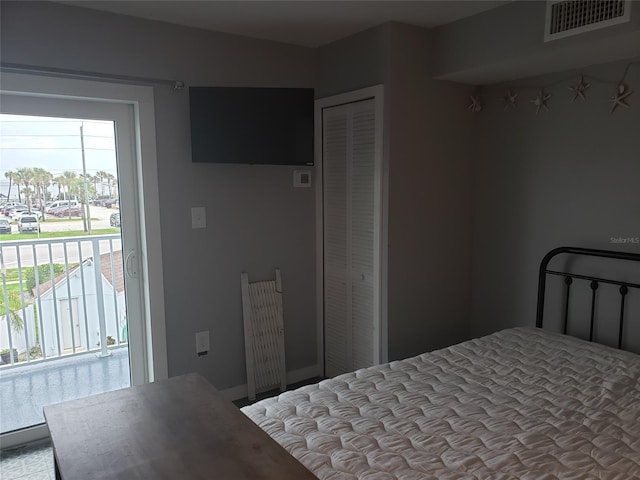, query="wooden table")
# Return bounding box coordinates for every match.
[44,373,317,480]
